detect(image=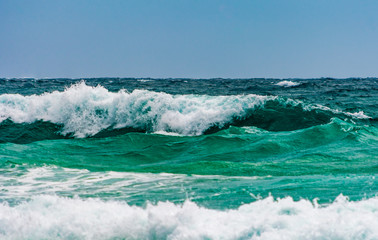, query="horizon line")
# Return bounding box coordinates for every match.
[1,76,377,80]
